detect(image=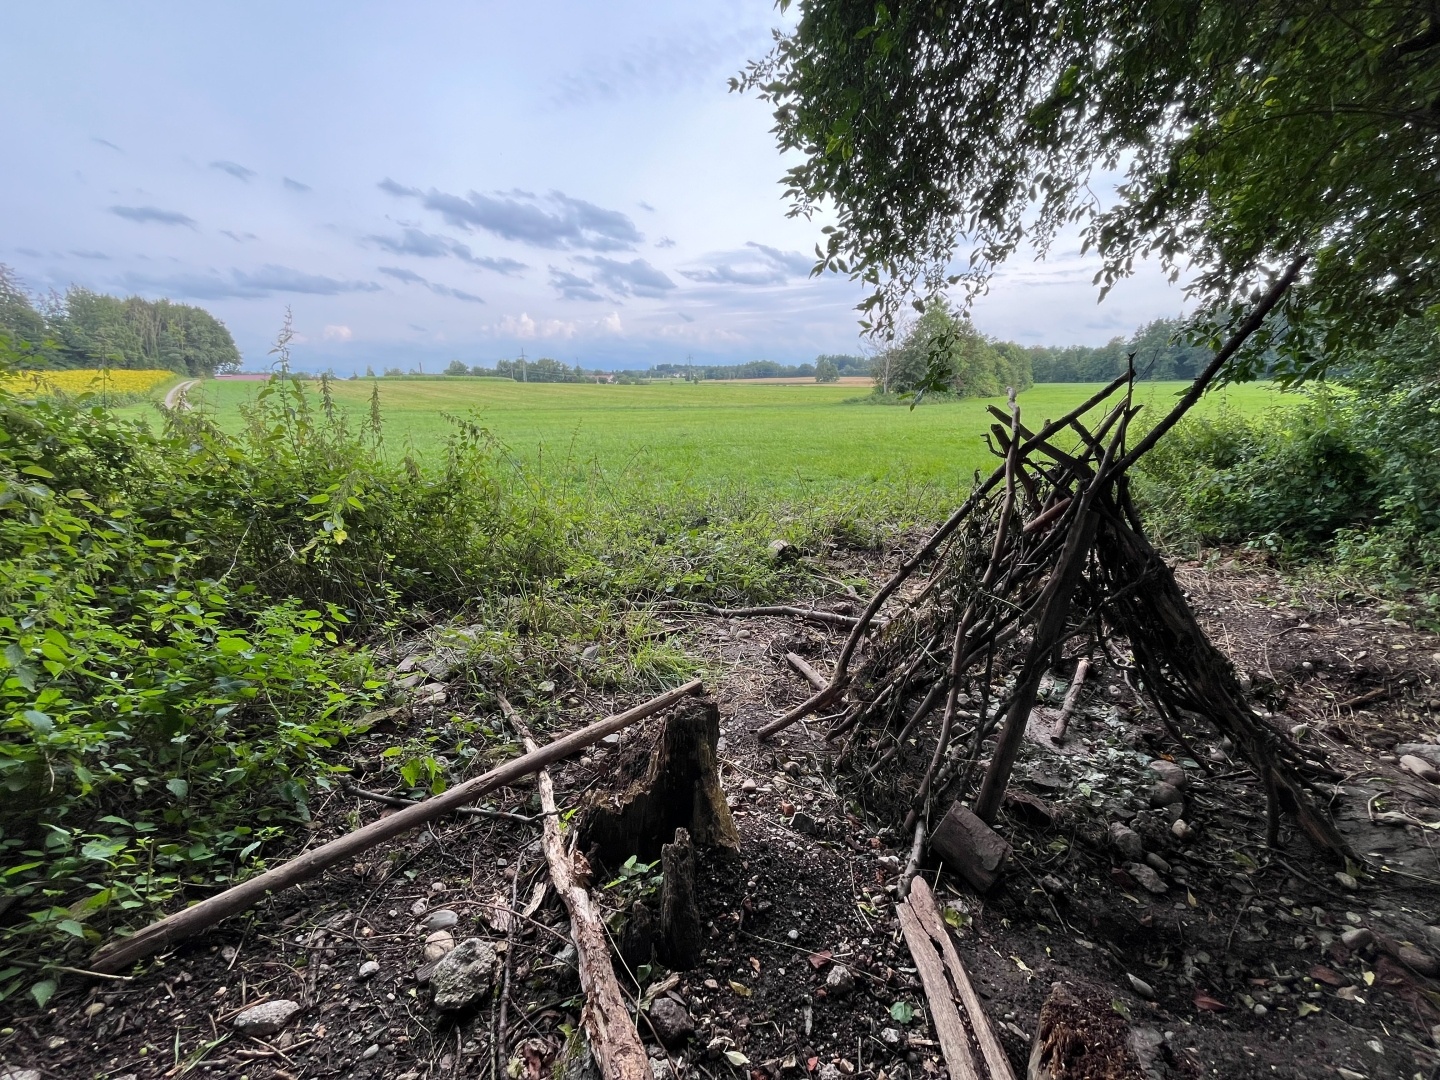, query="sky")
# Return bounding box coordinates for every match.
[0,1,1188,374]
